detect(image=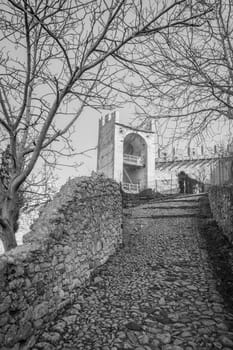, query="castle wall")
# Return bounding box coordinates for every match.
[209,185,233,243]
[0,175,122,349]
